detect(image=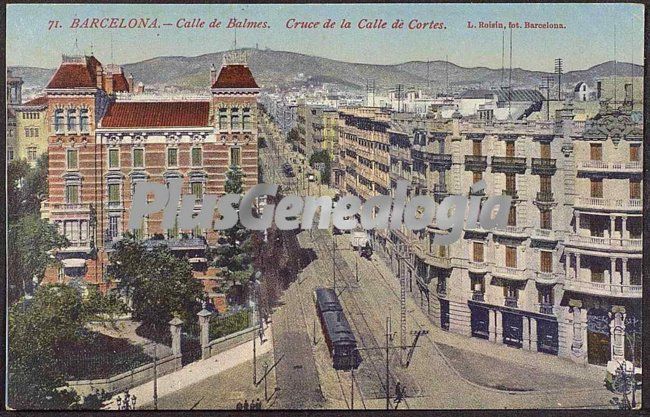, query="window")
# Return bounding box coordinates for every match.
[437,245,447,258]
[590,143,602,161]
[27,147,37,162]
[538,287,553,305]
[505,173,516,192]
[540,142,551,159]
[191,147,202,166]
[7,148,14,161]
[630,179,641,200]
[503,285,517,299]
[108,148,119,168]
[540,251,553,273]
[67,149,78,170]
[80,109,90,133]
[473,242,484,263]
[54,109,65,133]
[108,184,120,205]
[505,246,517,268]
[167,217,178,239]
[505,141,515,157]
[473,139,482,155]
[133,148,144,168]
[219,108,228,130]
[591,269,605,283]
[473,171,482,184]
[65,184,79,204]
[624,83,633,102]
[230,147,241,166]
[33,128,39,137]
[590,179,603,198]
[231,108,240,131]
[540,175,551,193]
[540,210,552,230]
[630,144,640,162]
[67,109,77,132]
[79,220,88,242]
[191,182,203,200]
[108,216,119,240]
[25,128,31,137]
[243,108,251,130]
[167,148,178,167]
[508,205,517,226]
